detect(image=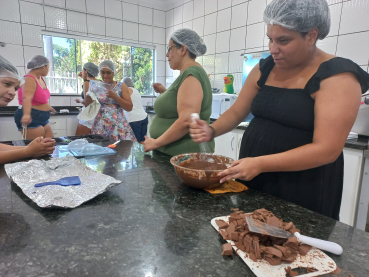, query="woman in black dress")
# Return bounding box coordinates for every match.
[190,0,369,220]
